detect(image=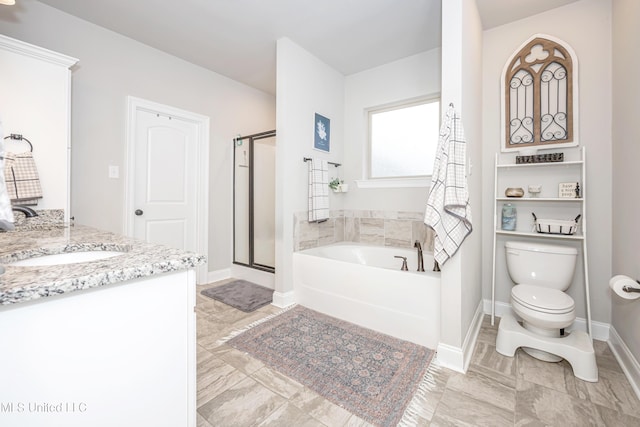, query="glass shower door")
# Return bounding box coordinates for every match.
[233,130,276,272]
[252,136,276,269]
